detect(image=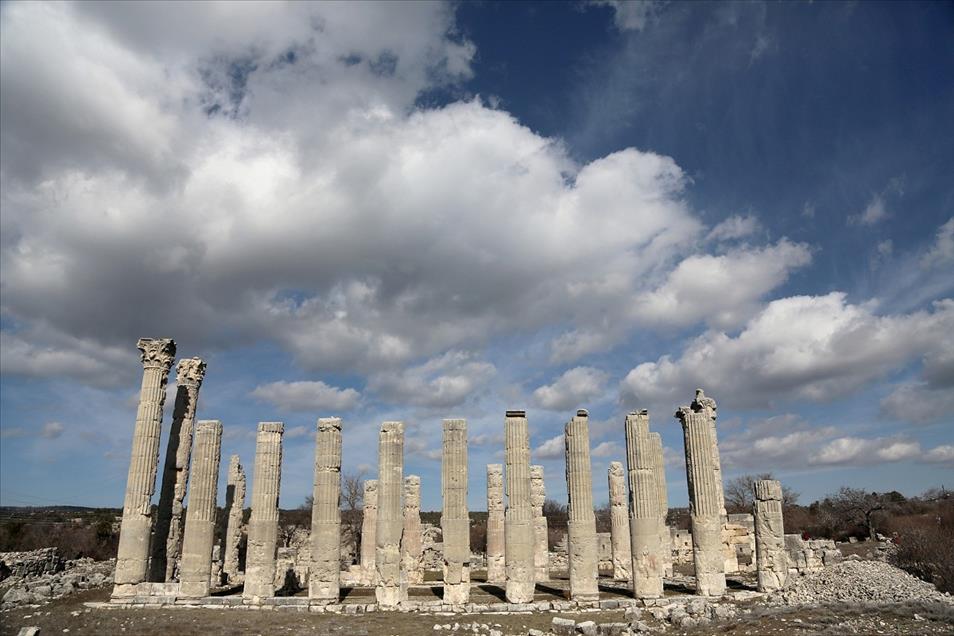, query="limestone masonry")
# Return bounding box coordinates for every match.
[107,338,799,611]
[485,464,506,584]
